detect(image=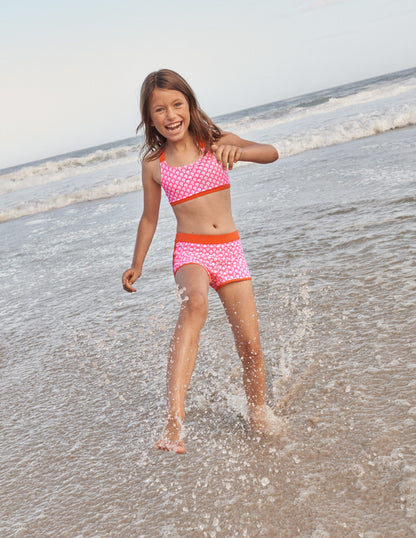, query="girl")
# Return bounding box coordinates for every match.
[122,69,279,453]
